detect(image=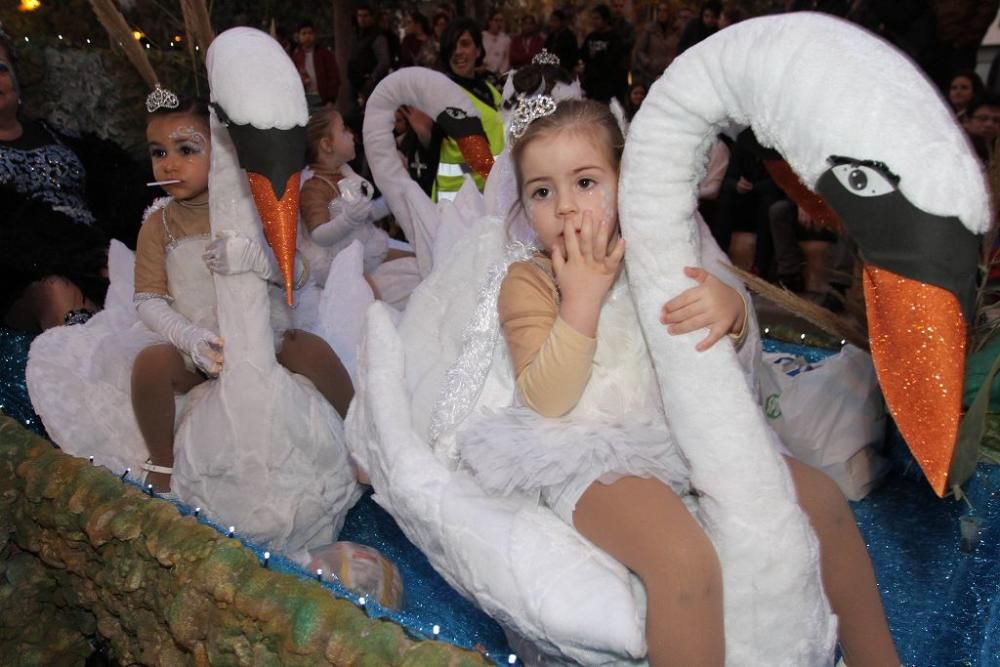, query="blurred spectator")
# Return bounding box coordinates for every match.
[624,81,647,120]
[482,11,511,75]
[697,135,731,243]
[432,18,504,201]
[720,5,748,27]
[377,8,403,70]
[925,0,1000,90]
[432,11,450,41]
[948,69,985,120]
[581,4,627,103]
[400,11,433,67]
[292,20,341,111]
[633,1,680,87]
[966,94,1000,144]
[436,2,457,21]
[611,0,637,56]
[348,4,391,108]
[510,14,546,69]
[395,106,437,195]
[678,1,721,54]
[420,11,450,69]
[0,35,140,330]
[714,130,782,277]
[675,5,695,31]
[545,9,580,72]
